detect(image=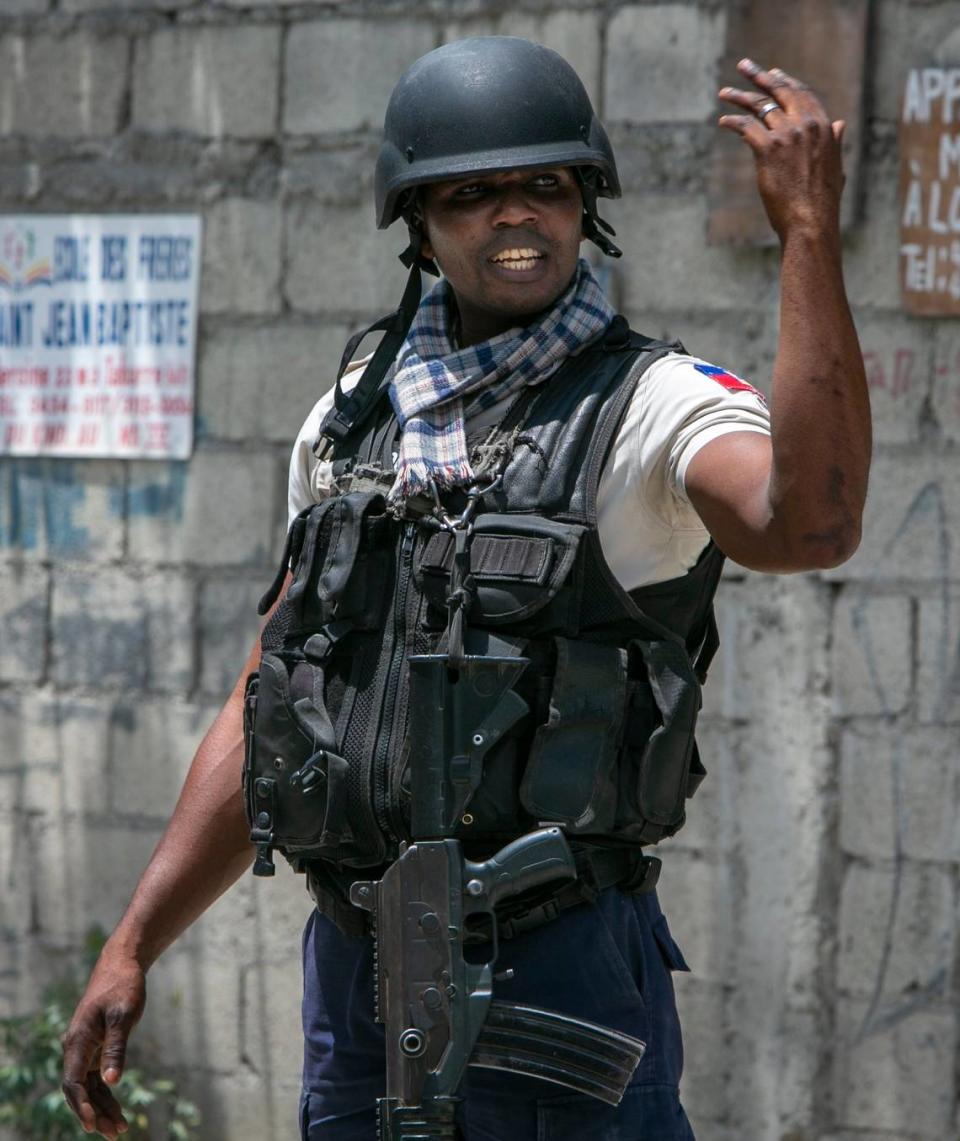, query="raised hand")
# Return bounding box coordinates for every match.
[718,58,846,242]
